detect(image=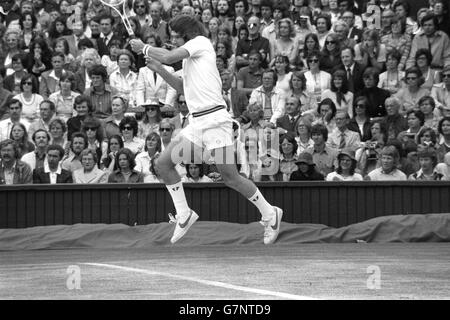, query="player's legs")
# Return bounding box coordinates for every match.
[154,136,201,243]
[213,145,283,244]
